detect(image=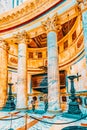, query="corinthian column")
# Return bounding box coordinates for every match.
[42,14,61,112]
[15,31,29,109]
[0,38,8,107]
